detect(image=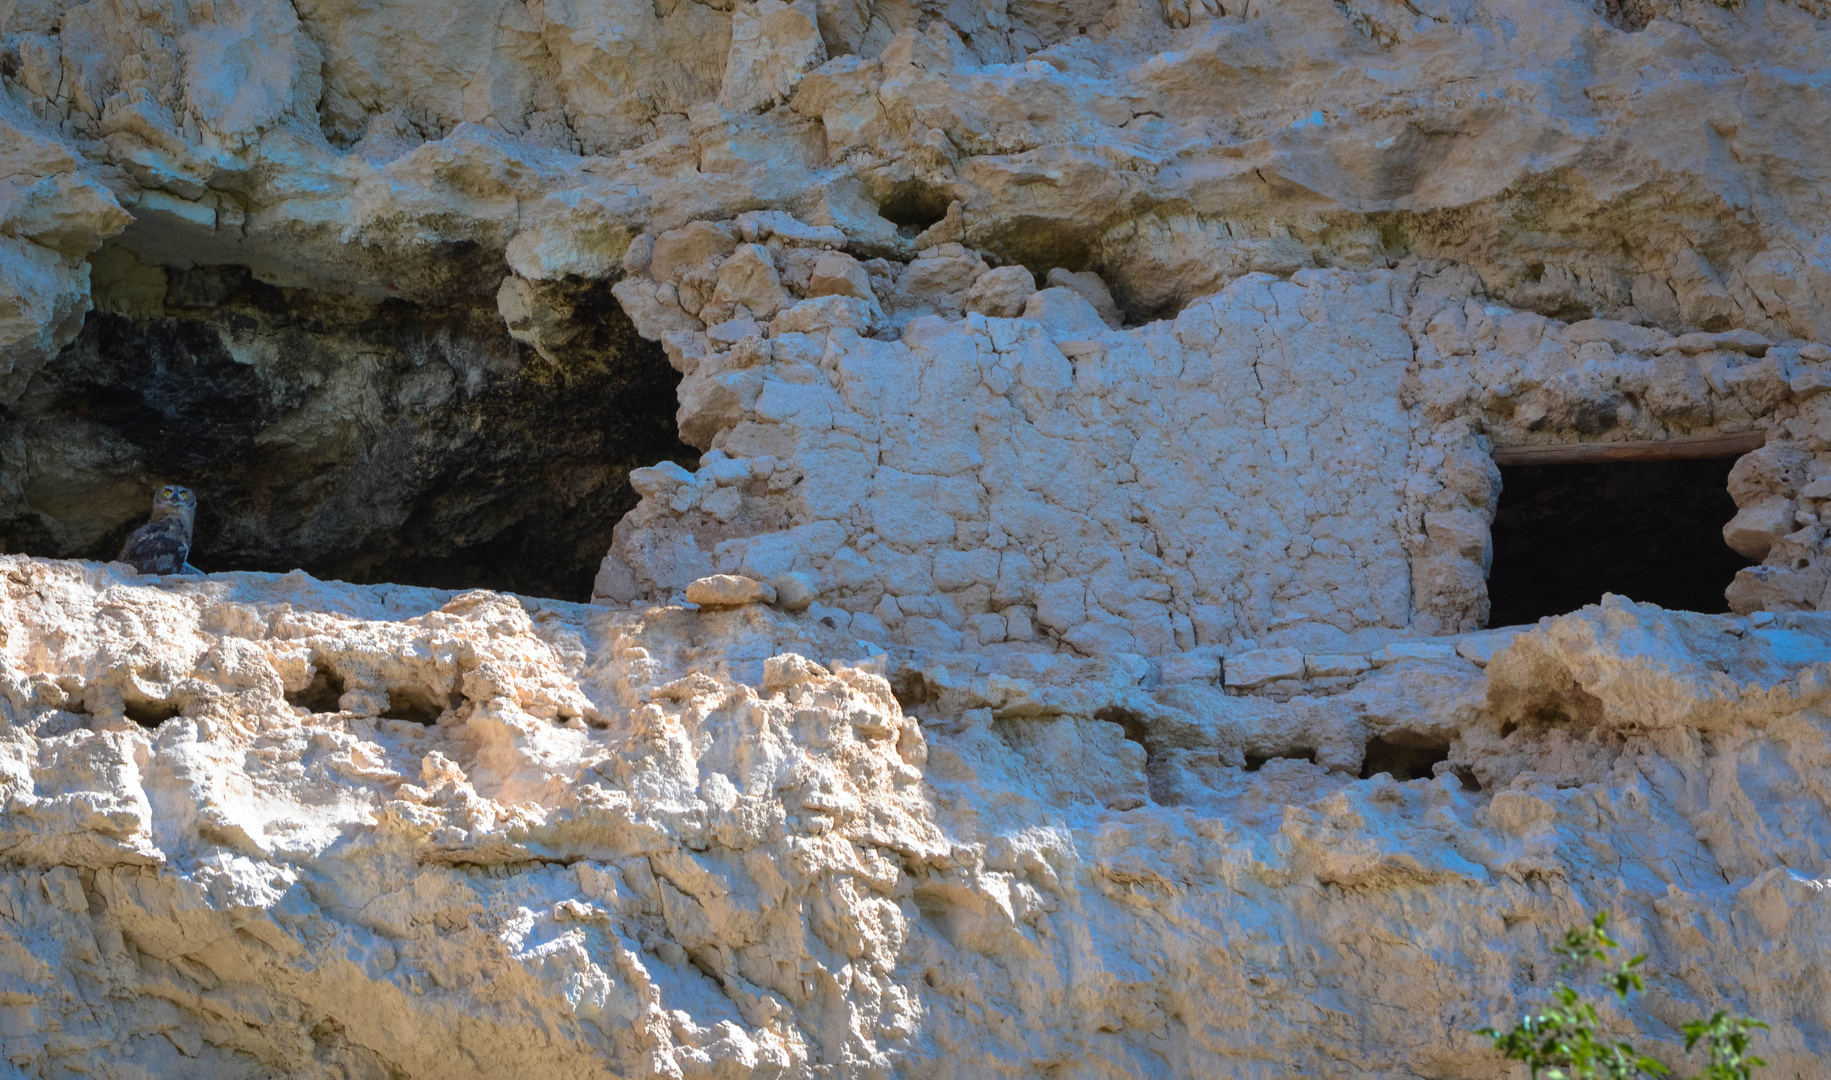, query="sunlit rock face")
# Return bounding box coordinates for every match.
[4,0,1831,1074]
[2,558,1830,1077]
[5,0,1831,377]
